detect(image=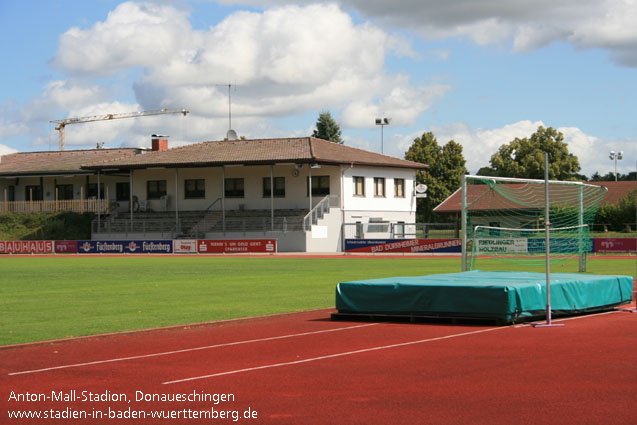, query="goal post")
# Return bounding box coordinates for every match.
[461,174,607,272]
